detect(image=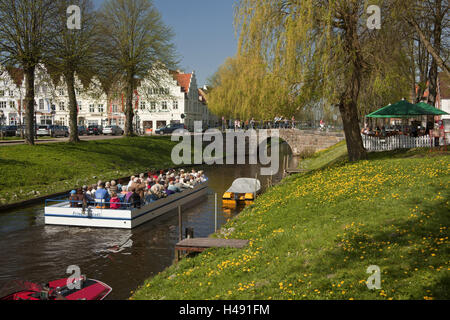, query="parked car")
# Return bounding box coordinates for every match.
[36,125,67,137]
[61,126,69,137]
[103,125,124,136]
[155,123,187,135]
[1,125,18,137]
[15,125,26,137]
[77,126,87,136]
[87,125,103,135]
